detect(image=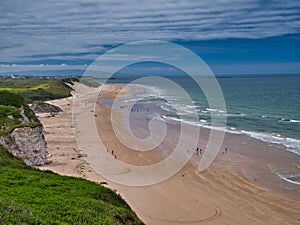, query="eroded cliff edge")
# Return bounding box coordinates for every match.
[0,91,47,166]
[0,125,47,166]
